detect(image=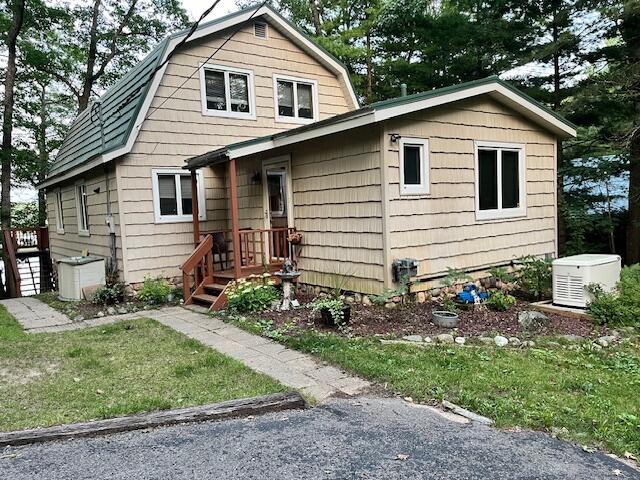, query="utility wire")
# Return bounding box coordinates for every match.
[144,0,268,121]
